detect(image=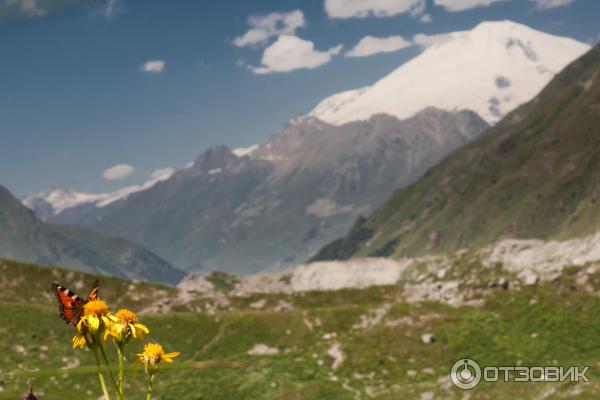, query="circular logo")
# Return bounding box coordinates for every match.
[450,358,481,390]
